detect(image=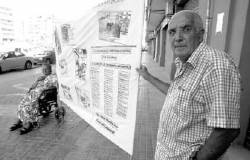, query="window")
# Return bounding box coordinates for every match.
[7,52,15,58]
[15,52,24,57]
